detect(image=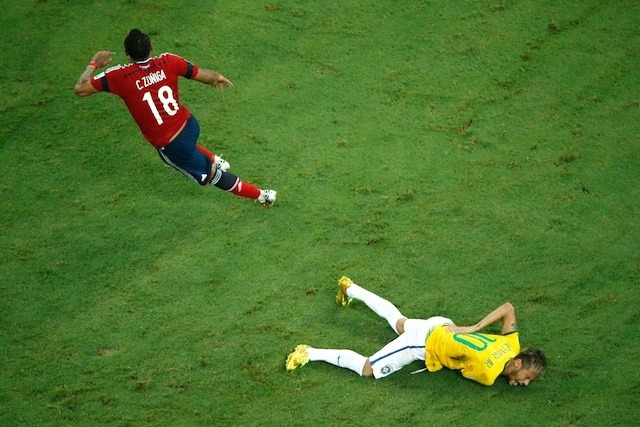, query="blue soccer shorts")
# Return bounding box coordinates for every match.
[158,115,212,185]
